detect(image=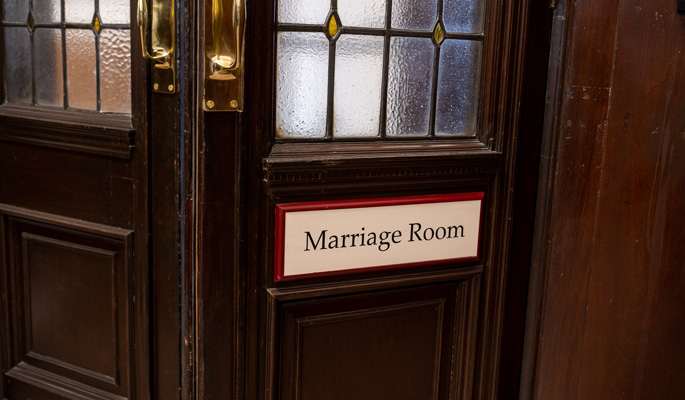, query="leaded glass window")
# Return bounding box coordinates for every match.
[1,0,131,113]
[276,0,484,139]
